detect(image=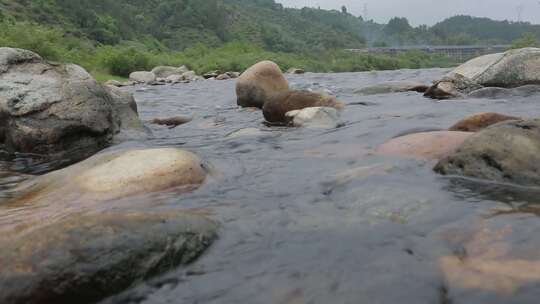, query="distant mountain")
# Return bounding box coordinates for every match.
[363,15,540,47]
[0,0,366,51]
